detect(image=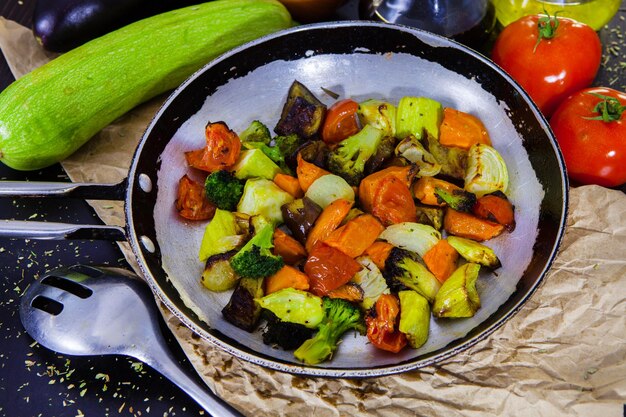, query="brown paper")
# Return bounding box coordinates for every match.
[2,17,625,416]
